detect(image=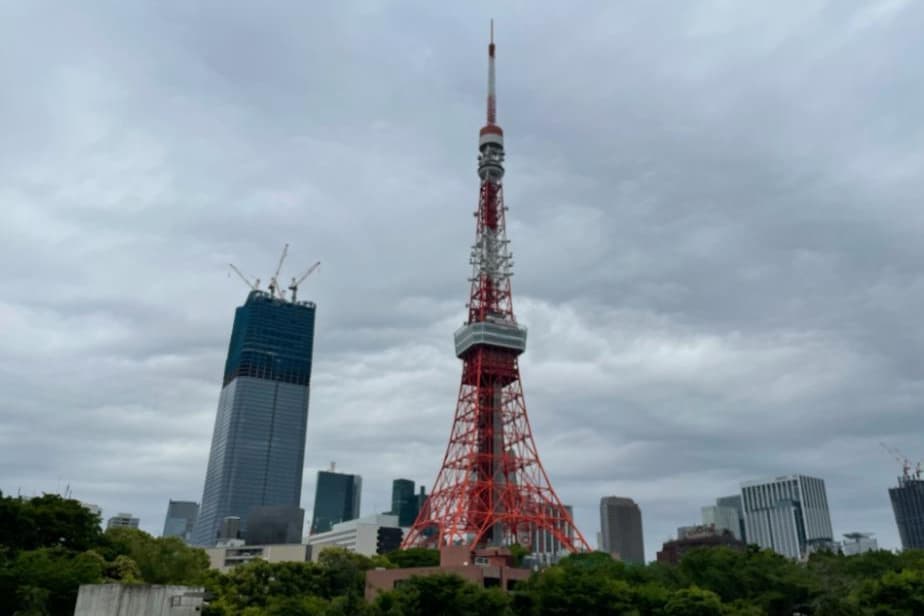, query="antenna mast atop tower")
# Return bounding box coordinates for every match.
[487,19,496,125]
